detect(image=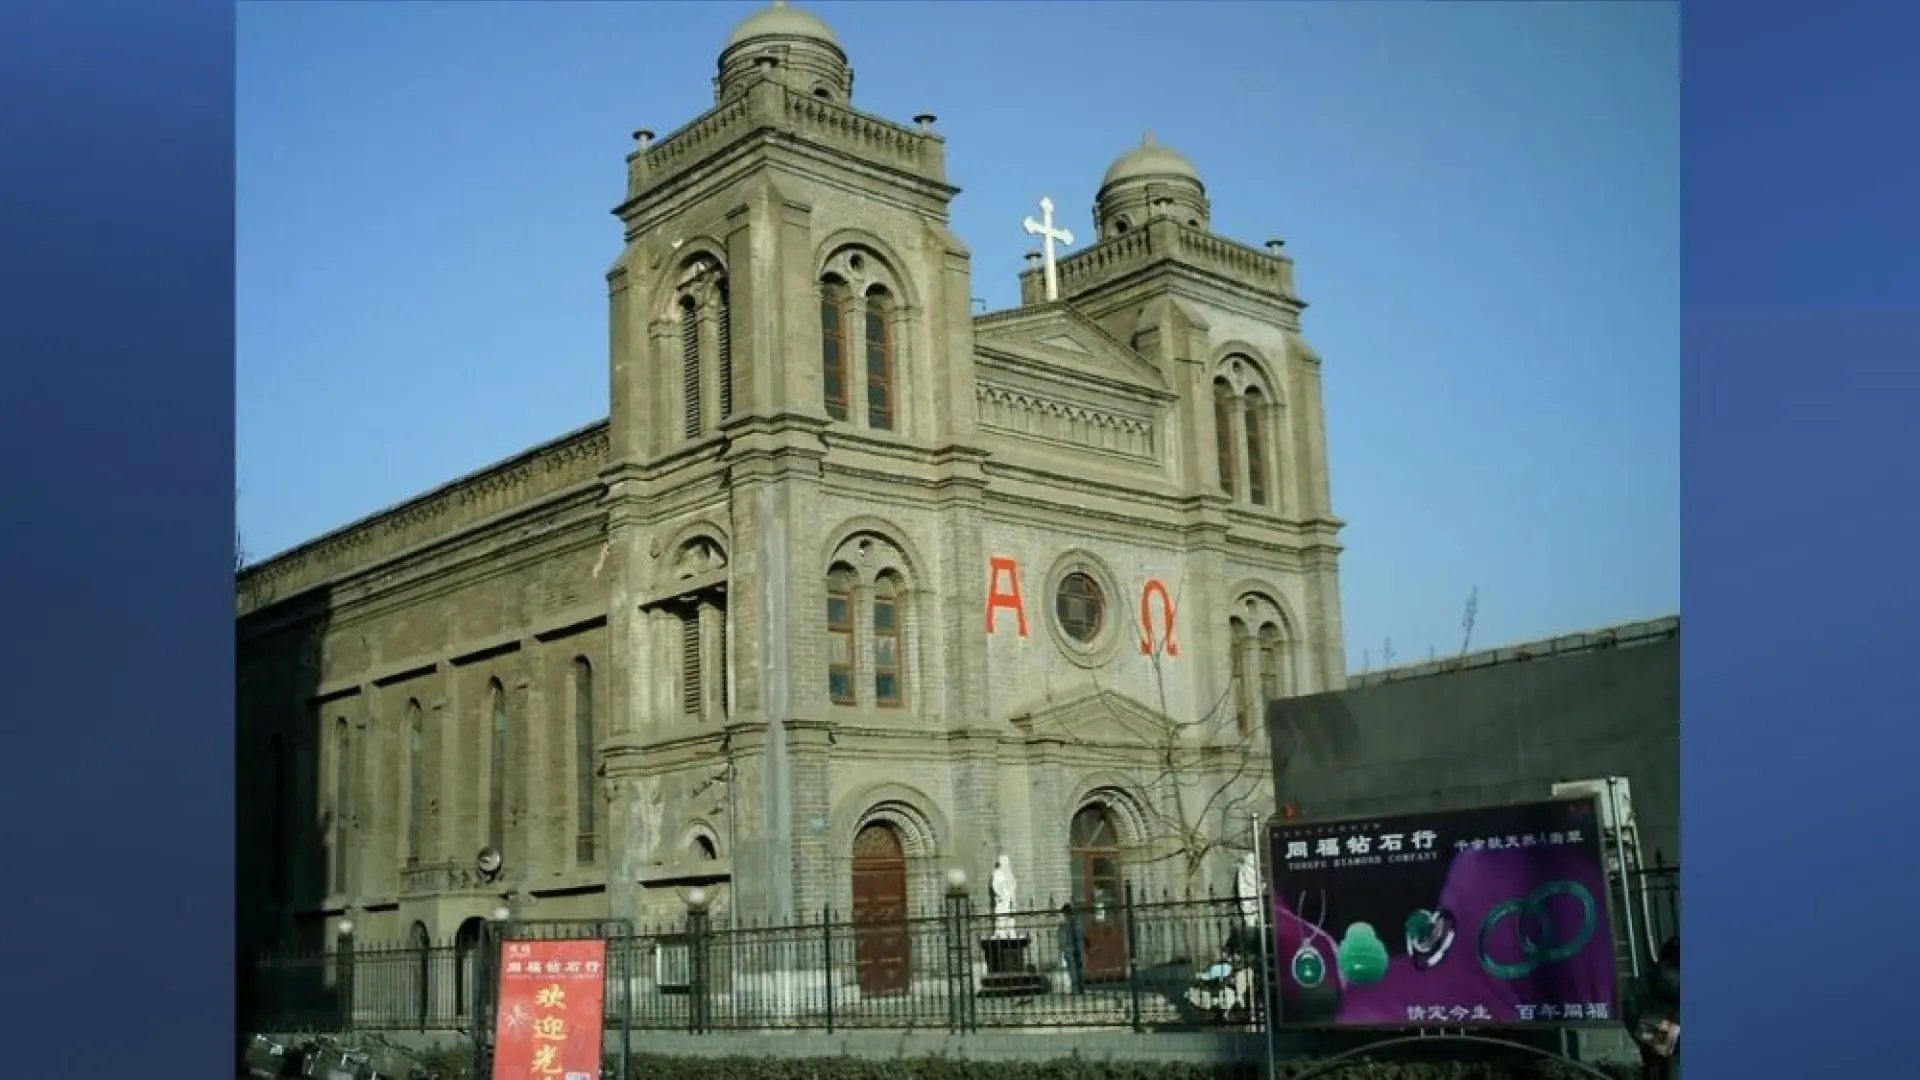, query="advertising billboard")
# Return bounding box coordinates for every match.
[1269,797,1618,1029]
[492,938,608,1080]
